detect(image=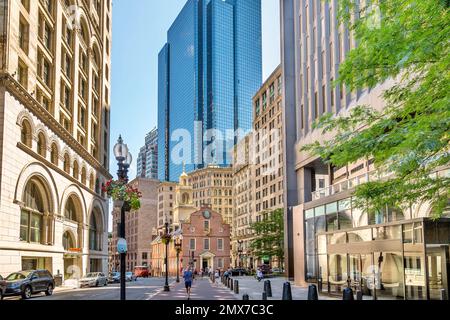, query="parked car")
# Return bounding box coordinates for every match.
[230,268,249,276]
[125,272,137,282]
[134,266,149,278]
[108,272,120,283]
[3,270,54,300]
[271,267,284,273]
[79,272,108,288]
[0,275,7,300]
